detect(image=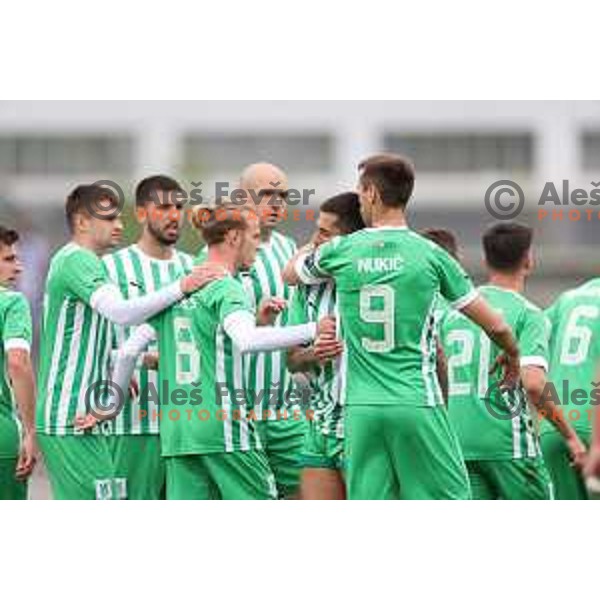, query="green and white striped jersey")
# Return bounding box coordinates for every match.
[36,243,113,435]
[440,285,549,460]
[0,288,32,458]
[244,232,297,417]
[150,276,263,455]
[288,281,343,438]
[196,231,297,417]
[103,245,193,435]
